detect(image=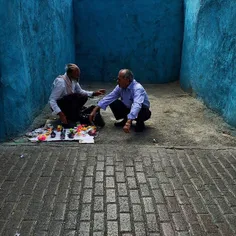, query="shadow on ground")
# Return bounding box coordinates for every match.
[6,81,236,147]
